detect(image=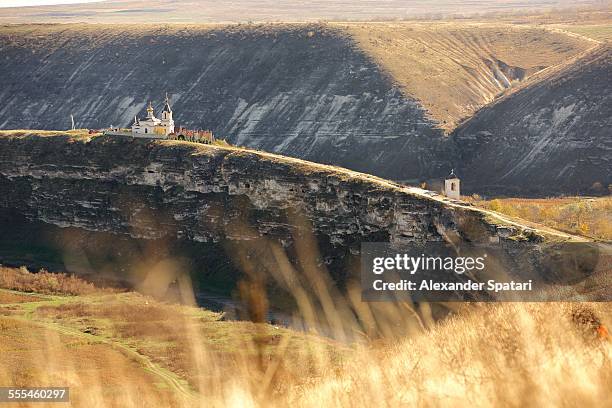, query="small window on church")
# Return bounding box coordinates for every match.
[451,183,456,191]
[145,128,148,133]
